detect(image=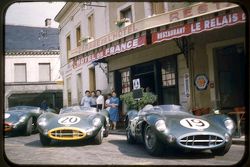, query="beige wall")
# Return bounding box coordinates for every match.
[190,24,245,110]
[108,40,180,71]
